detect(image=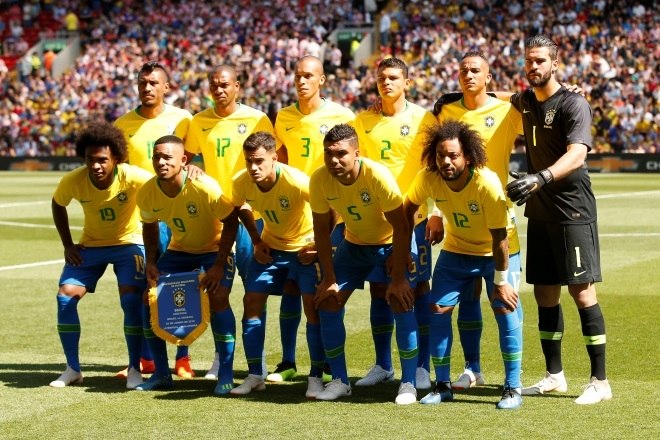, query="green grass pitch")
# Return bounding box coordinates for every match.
[0,172,659,439]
